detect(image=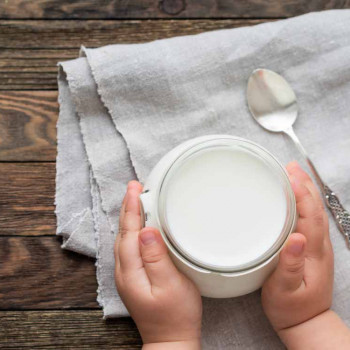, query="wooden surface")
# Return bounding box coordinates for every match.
[0,1,348,348]
[0,92,57,160]
[1,0,349,19]
[1,311,141,349]
[0,19,264,90]
[0,237,98,309]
